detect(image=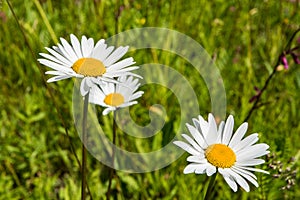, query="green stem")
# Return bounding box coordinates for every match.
[203,173,217,200]
[81,93,89,200]
[244,28,300,122]
[106,111,117,200]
